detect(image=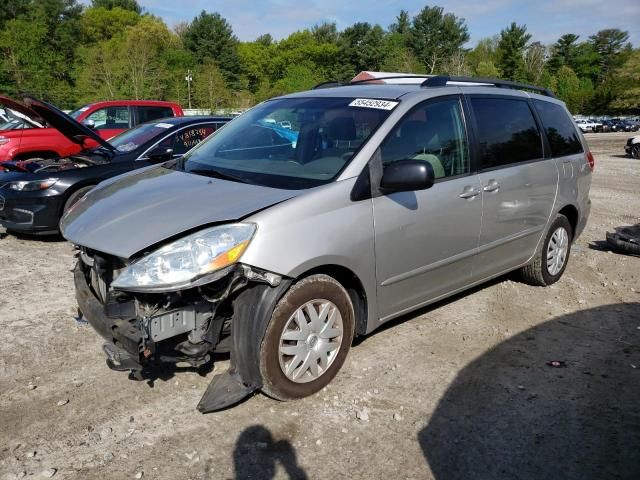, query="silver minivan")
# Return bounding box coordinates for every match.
[62,75,593,412]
